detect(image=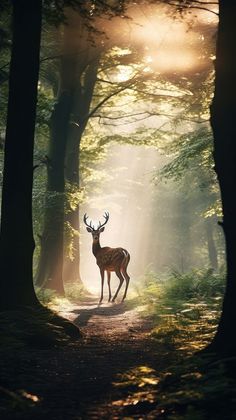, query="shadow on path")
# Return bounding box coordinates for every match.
[71,296,140,327]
